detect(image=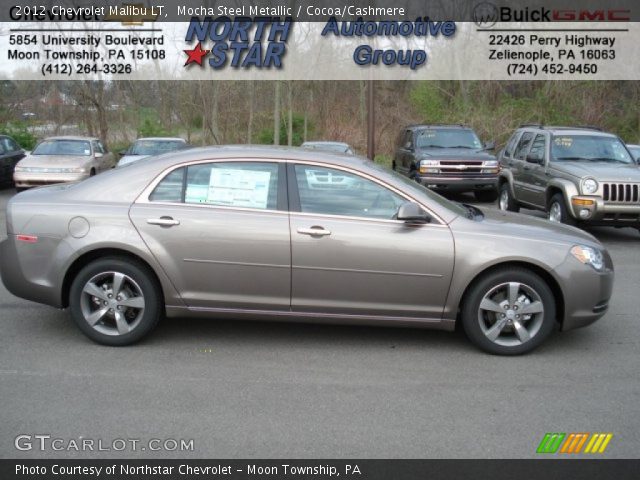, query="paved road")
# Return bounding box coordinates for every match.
[0,187,638,459]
